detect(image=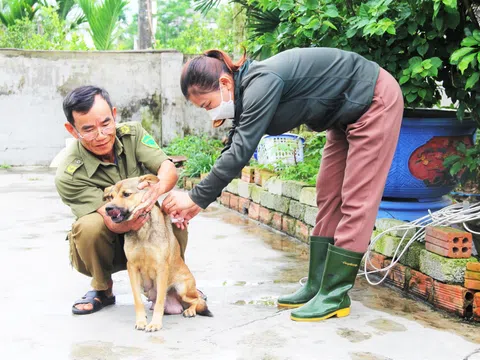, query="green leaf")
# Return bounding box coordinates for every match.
[417,12,426,26]
[457,142,467,153]
[417,43,429,56]
[433,0,440,17]
[306,18,320,30]
[446,10,460,29]
[430,57,442,68]
[408,56,423,65]
[435,16,444,31]
[323,20,337,30]
[461,37,479,47]
[443,154,461,167]
[465,72,480,89]
[399,75,410,85]
[423,60,433,69]
[304,0,318,10]
[279,0,295,11]
[426,30,438,40]
[473,30,480,42]
[359,4,369,18]
[442,0,457,10]
[408,22,417,35]
[418,89,427,99]
[78,0,128,50]
[324,5,339,18]
[356,19,370,28]
[450,47,475,64]
[406,93,417,102]
[299,16,311,26]
[386,25,396,35]
[458,53,476,74]
[412,64,424,74]
[457,102,466,121]
[449,162,463,176]
[346,28,357,38]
